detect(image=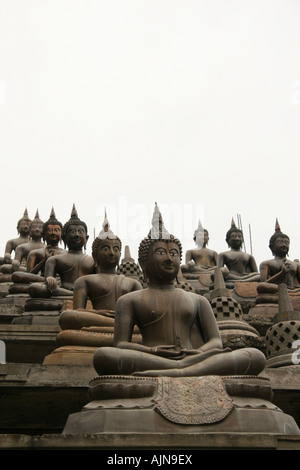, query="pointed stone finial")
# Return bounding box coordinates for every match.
[32,209,43,224]
[150,202,170,240]
[97,209,117,240]
[49,207,56,218]
[273,283,300,323]
[210,267,231,300]
[231,217,236,228]
[70,203,78,219]
[275,218,281,232]
[122,245,134,262]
